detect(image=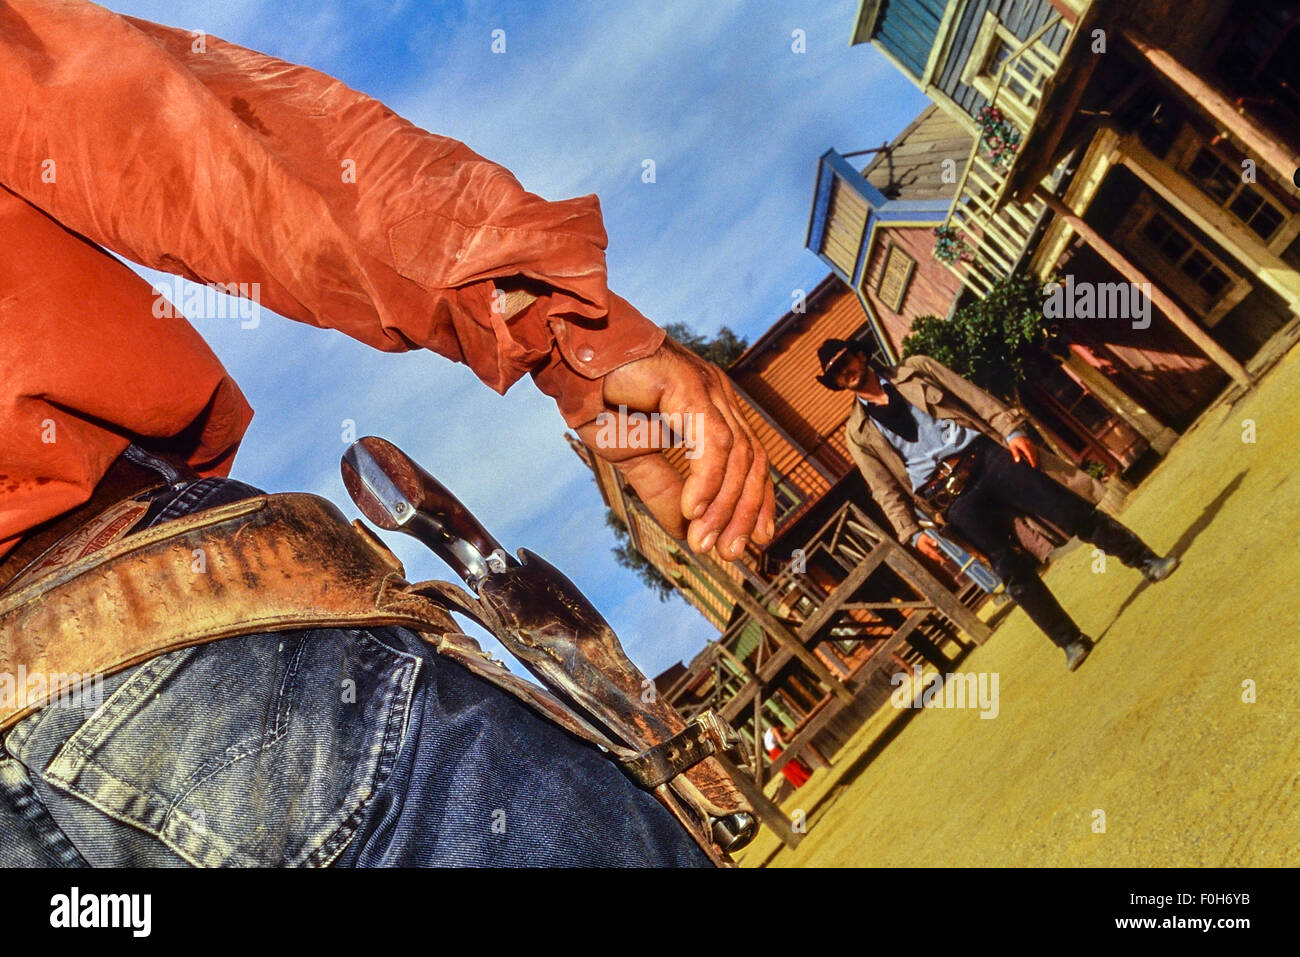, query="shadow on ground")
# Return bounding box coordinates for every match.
[1096,470,1245,641]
